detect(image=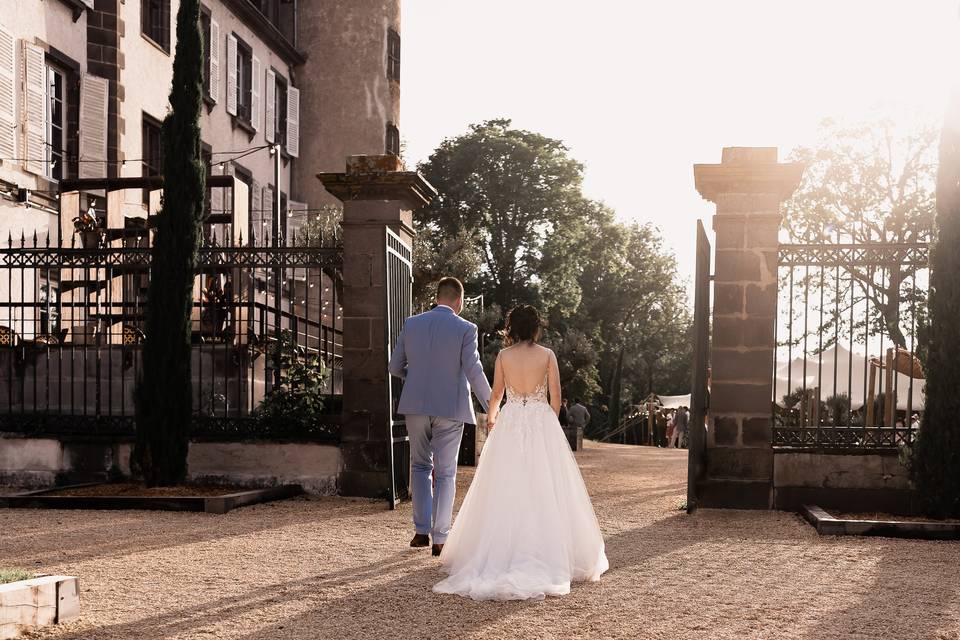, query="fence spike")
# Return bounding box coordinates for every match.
[19,230,25,248]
